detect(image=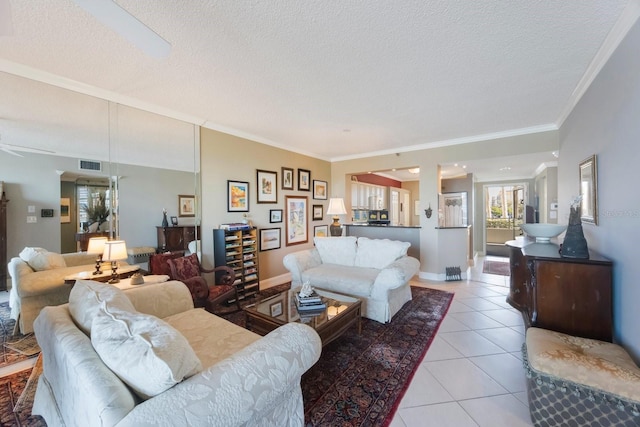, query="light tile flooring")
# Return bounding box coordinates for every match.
[390,256,534,427]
